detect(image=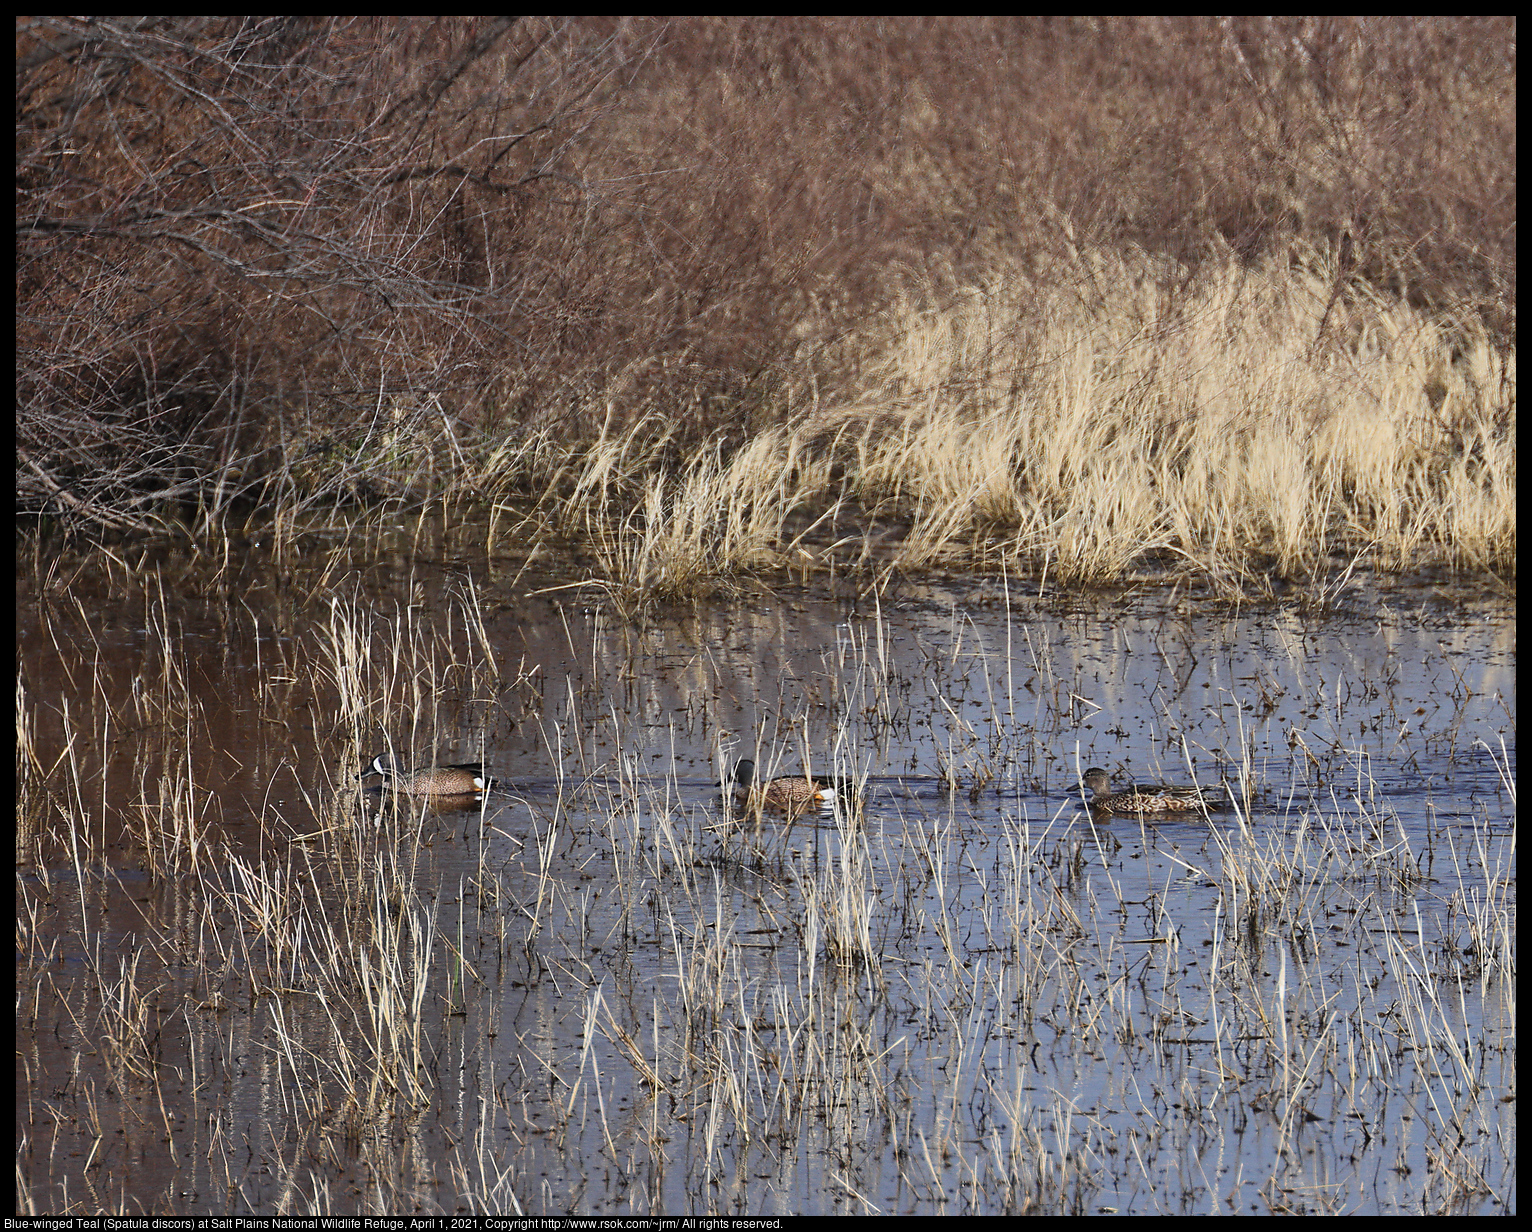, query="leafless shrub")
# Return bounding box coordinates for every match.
[17,16,657,529]
[16,17,1514,552]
